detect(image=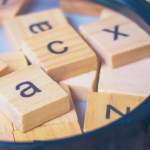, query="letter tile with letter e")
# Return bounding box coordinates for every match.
[60,0,103,16]
[13,84,81,142]
[3,8,69,51]
[98,59,150,98]
[0,51,28,73]
[0,111,14,142]
[0,0,31,25]
[84,92,146,132]
[79,15,150,68]
[22,25,98,82]
[0,60,9,77]
[60,70,98,101]
[0,65,70,132]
